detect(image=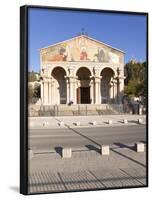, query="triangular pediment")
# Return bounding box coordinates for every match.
[40,35,124,64]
